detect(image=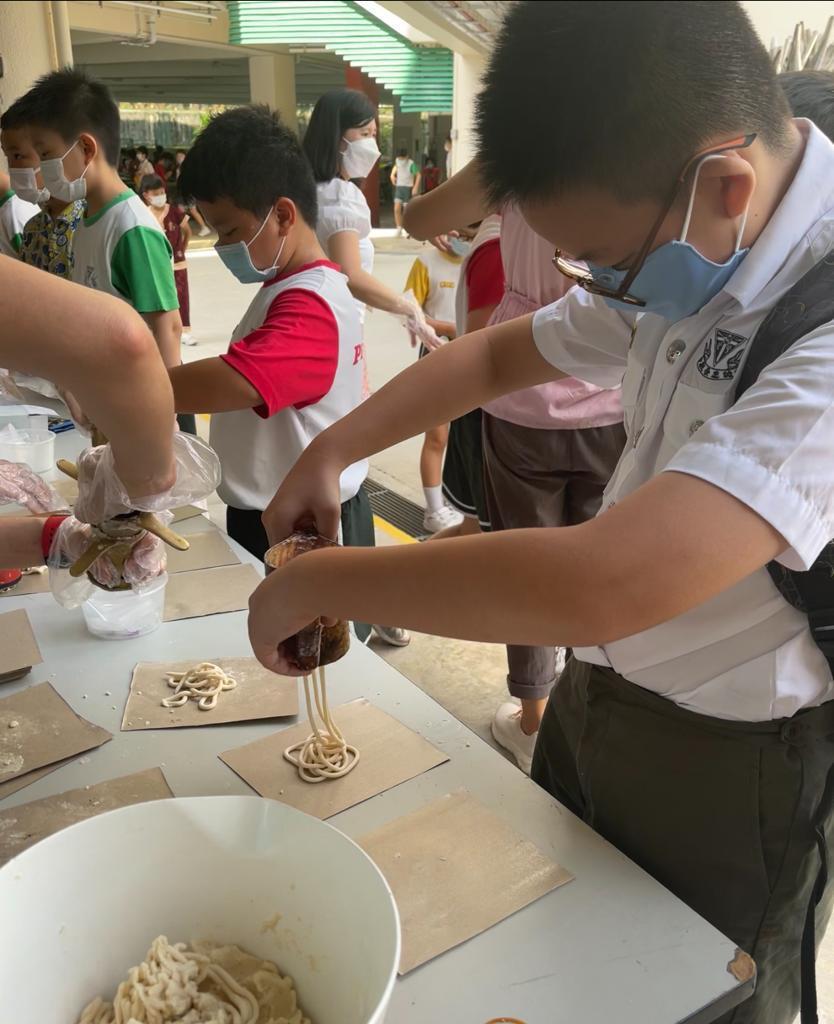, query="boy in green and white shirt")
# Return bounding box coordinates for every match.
[19,69,181,369]
[0,171,38,258]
